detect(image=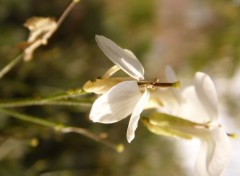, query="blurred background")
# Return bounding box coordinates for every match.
[0,0,240,175]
